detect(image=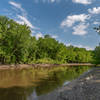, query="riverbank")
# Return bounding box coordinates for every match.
[58,67,100,100]
[0,63,96,69]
